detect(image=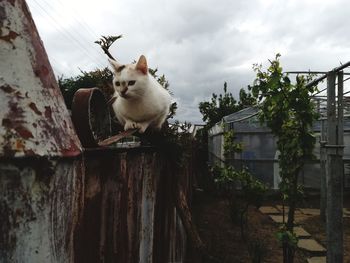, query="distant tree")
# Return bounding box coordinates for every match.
[58,67,113,109]
[238,88,257,109]
[198,82,256,128]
